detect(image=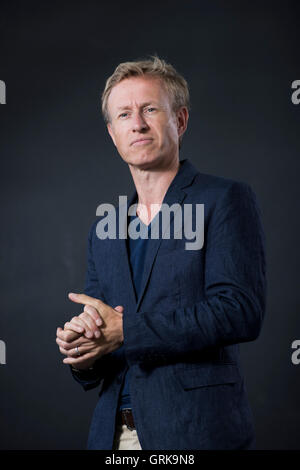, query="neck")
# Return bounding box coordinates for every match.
[128,156,180,224]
